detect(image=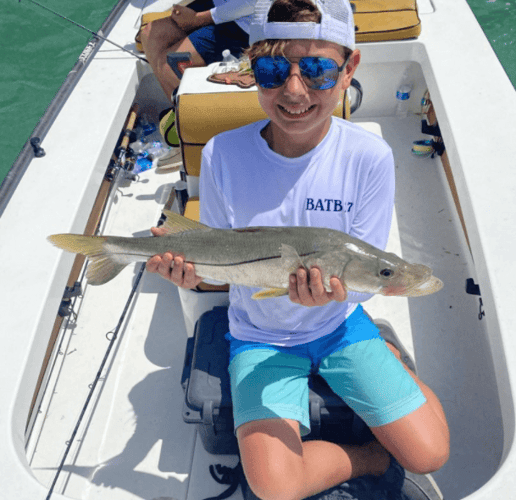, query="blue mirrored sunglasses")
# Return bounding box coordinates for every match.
[252,56,347,90]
